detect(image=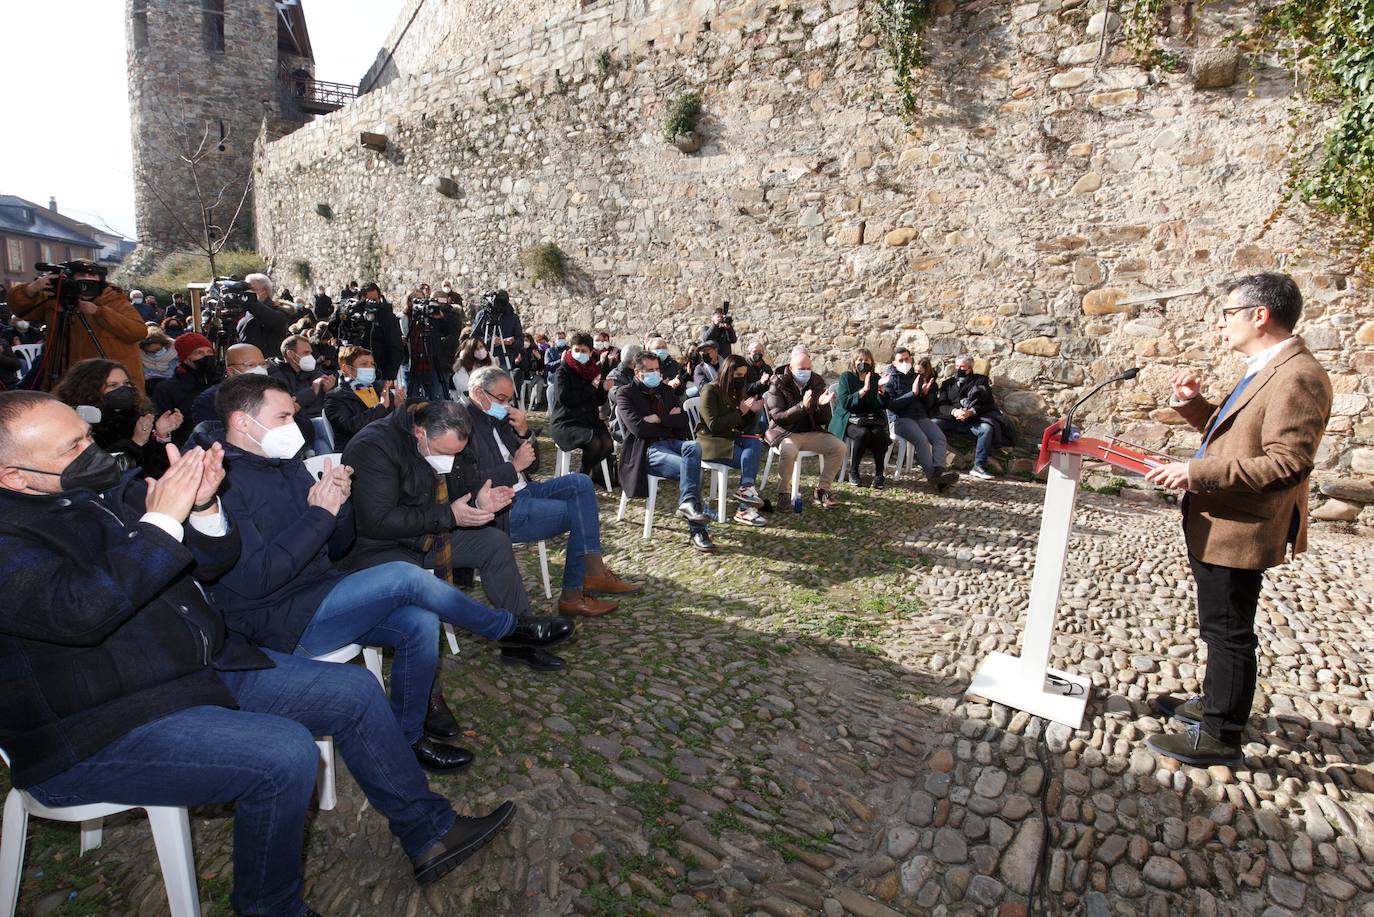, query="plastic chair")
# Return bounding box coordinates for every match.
[309,644,384,812]
[311,415,336,453]
[303,452,343,480]
[554,448,613,490]
[440,541,551,655]
[760,444,820,502]
[0,748,201,917]
[616,473,672,539]
[700,461,731,522]
[11,344,41,375]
